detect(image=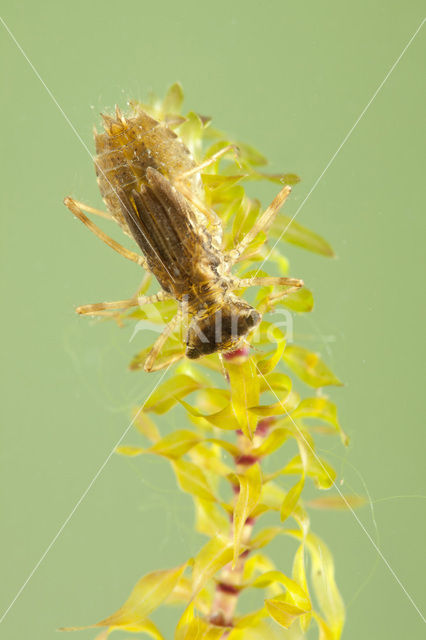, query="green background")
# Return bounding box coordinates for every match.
[1,1,425,638]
